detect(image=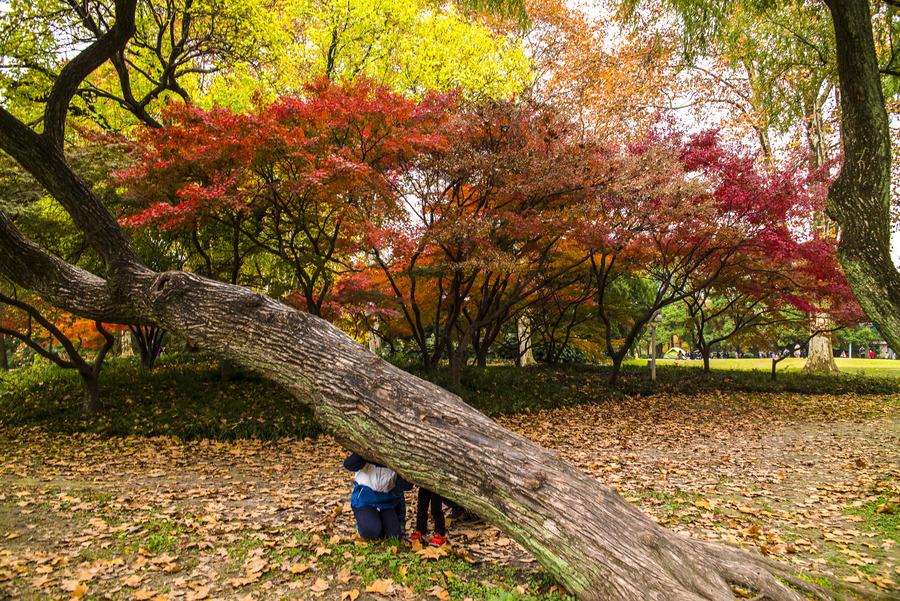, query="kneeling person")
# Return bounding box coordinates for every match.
[343,452,411,540]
